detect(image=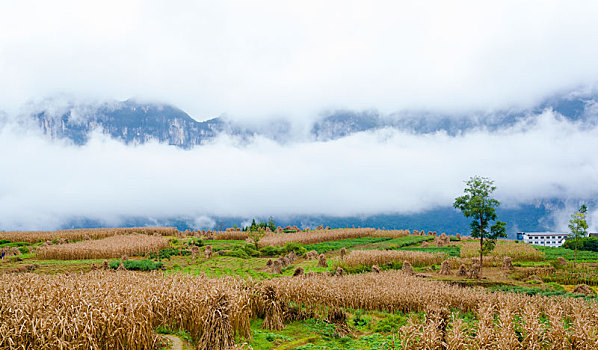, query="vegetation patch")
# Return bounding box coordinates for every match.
[109,259,164,271]
[150,248,191,260]
[361,235,434,250]
[489,284,597,299]
[536,246,598,262]
[398,246,461,257]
